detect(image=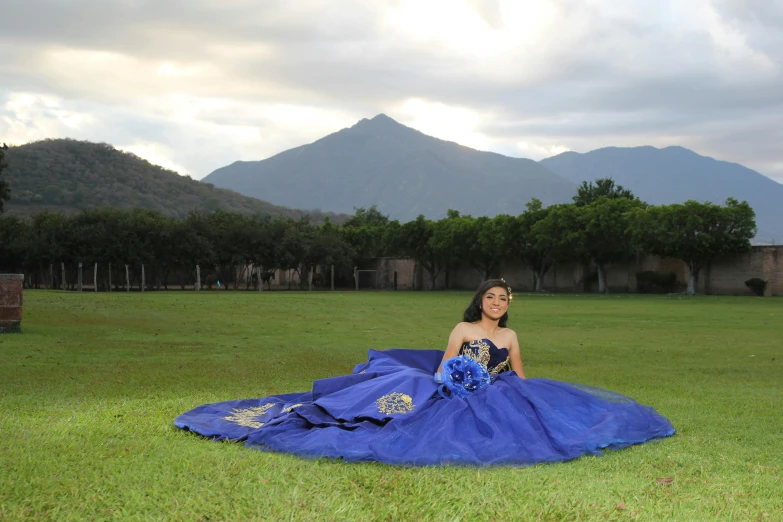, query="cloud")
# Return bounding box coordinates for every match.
[0,0,781,183]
